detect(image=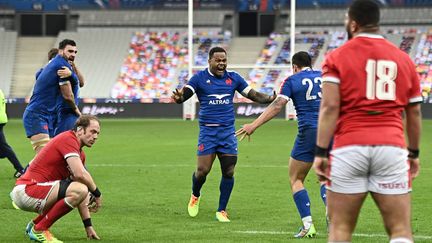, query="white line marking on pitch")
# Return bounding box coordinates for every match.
[234,231,432,240]
[90,164,289,168]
